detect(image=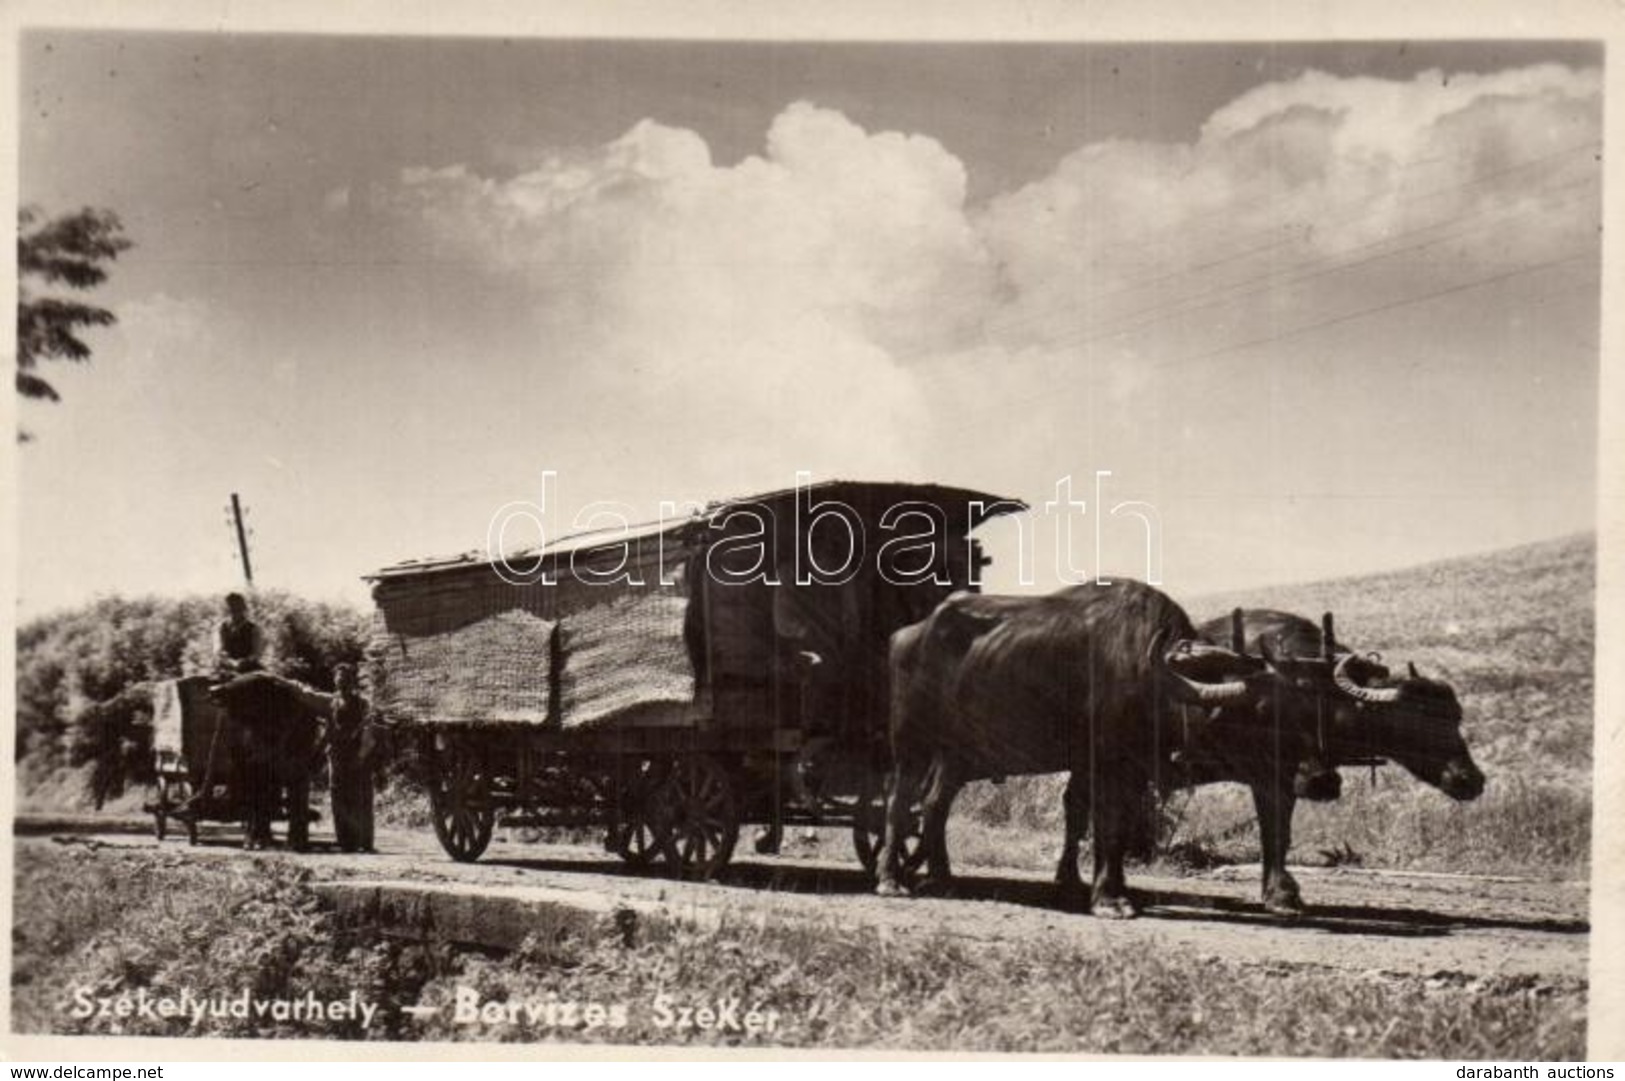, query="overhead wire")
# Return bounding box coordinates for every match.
[977,136,1599,342]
